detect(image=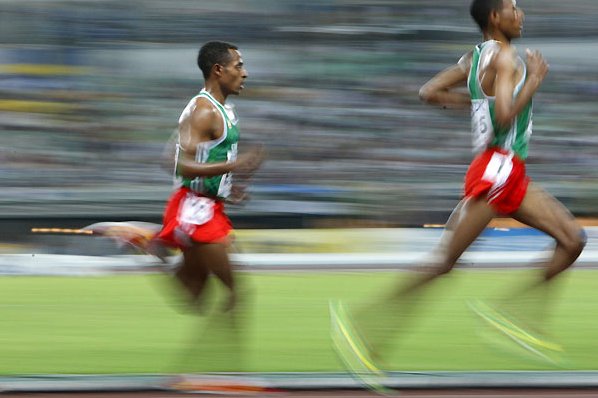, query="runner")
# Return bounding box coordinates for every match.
[331,0,586,386]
